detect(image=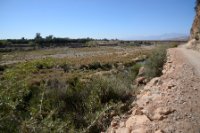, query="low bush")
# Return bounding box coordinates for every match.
[80,64,89,70]
[144,46,167,78]
[88,62,102,70]
[124,61,136,67]
[0,70,135,132]
[35,58,56,69]
[87,62,112,71]
[144,44,177,79]
[0,65,6,71]
[60,63,70,72]
[87,76,132,104]
[131,63,142,79]
[101,63,112,71]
